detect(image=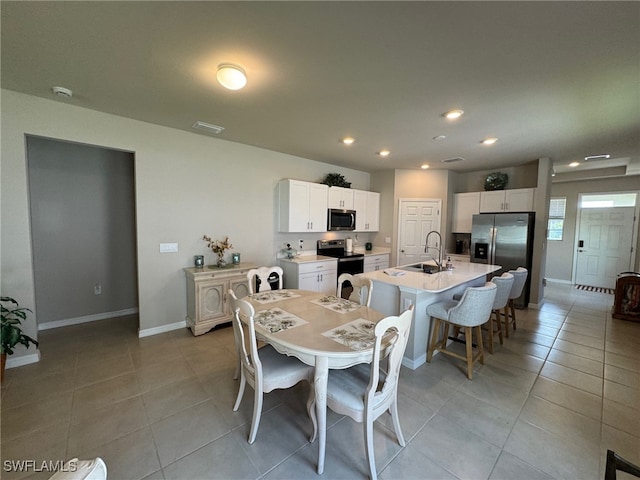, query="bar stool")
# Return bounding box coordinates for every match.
[486,272,514,353]
[426,283,497,379]
[505,267,528,337]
